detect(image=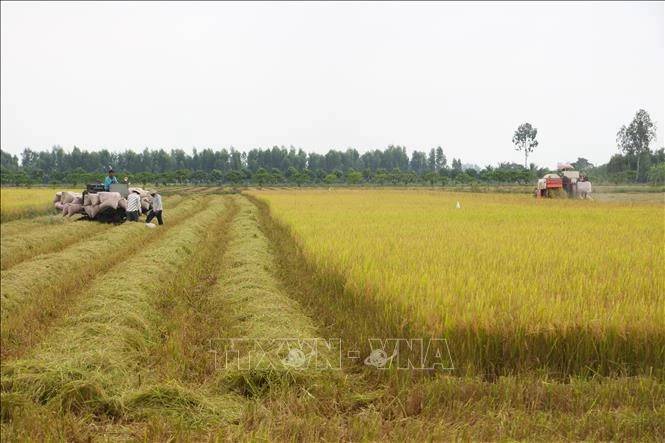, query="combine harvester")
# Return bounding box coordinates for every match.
[53,182,153,223]
[536,163,592,199]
